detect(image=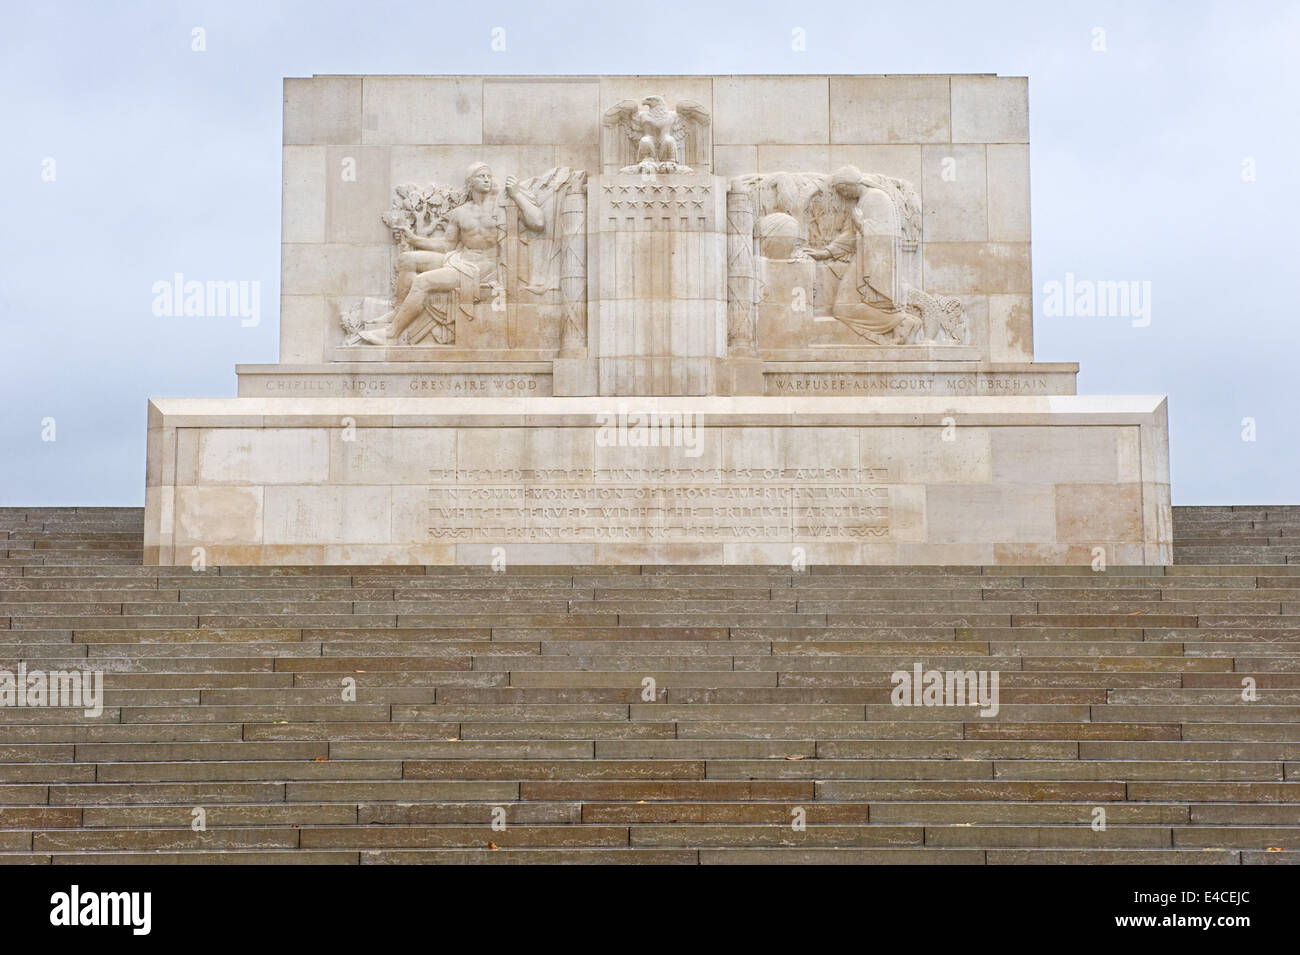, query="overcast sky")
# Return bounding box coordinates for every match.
[2,0,1296,505]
